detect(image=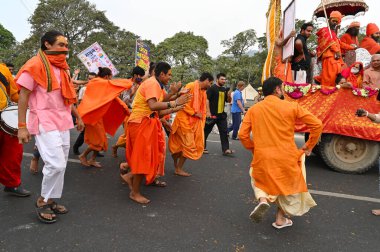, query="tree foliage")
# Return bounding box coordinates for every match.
[156,32,213,83]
